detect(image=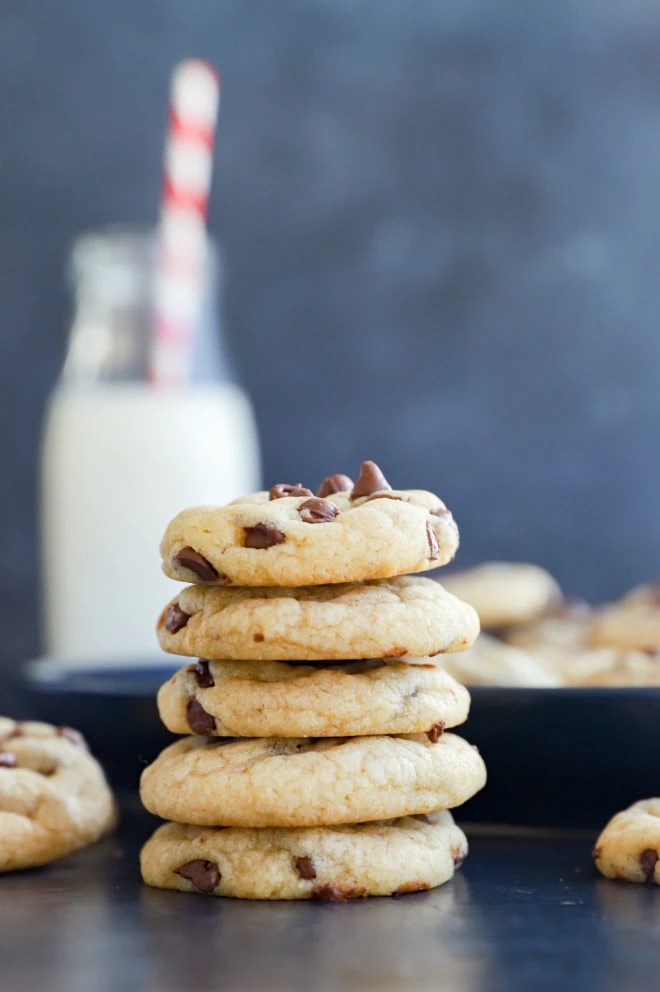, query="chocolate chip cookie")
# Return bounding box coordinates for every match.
[594,799,660,884]
[577,649,660,686]
[140,810,468,900]
[157,658,471,738]
[502,603,593,682]
[0,718,116,871]
[157,575,479,662]
[503,603,660,686]
[439,633,563,687]
[441,562,561,630]
[140,732,486,828]
[160,461,459,588]
[590,584,660,653]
